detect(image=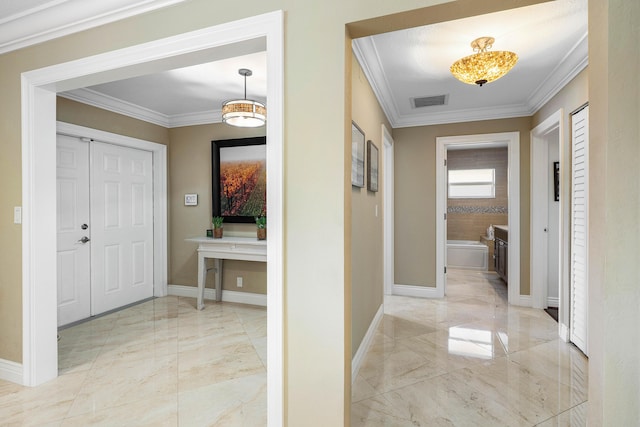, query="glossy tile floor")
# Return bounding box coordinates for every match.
[352,269,588,427]
[0,296,267,426]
